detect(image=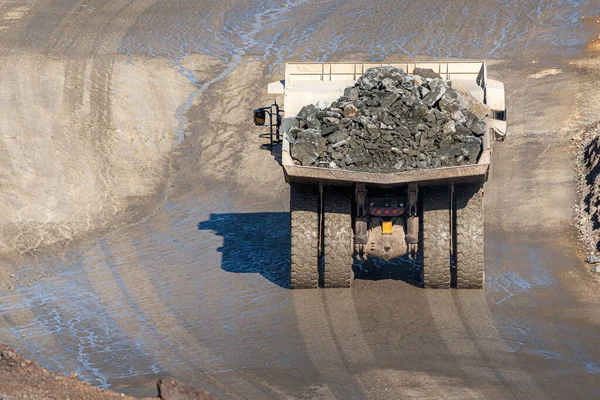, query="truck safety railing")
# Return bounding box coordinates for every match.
[284,62,487,90]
